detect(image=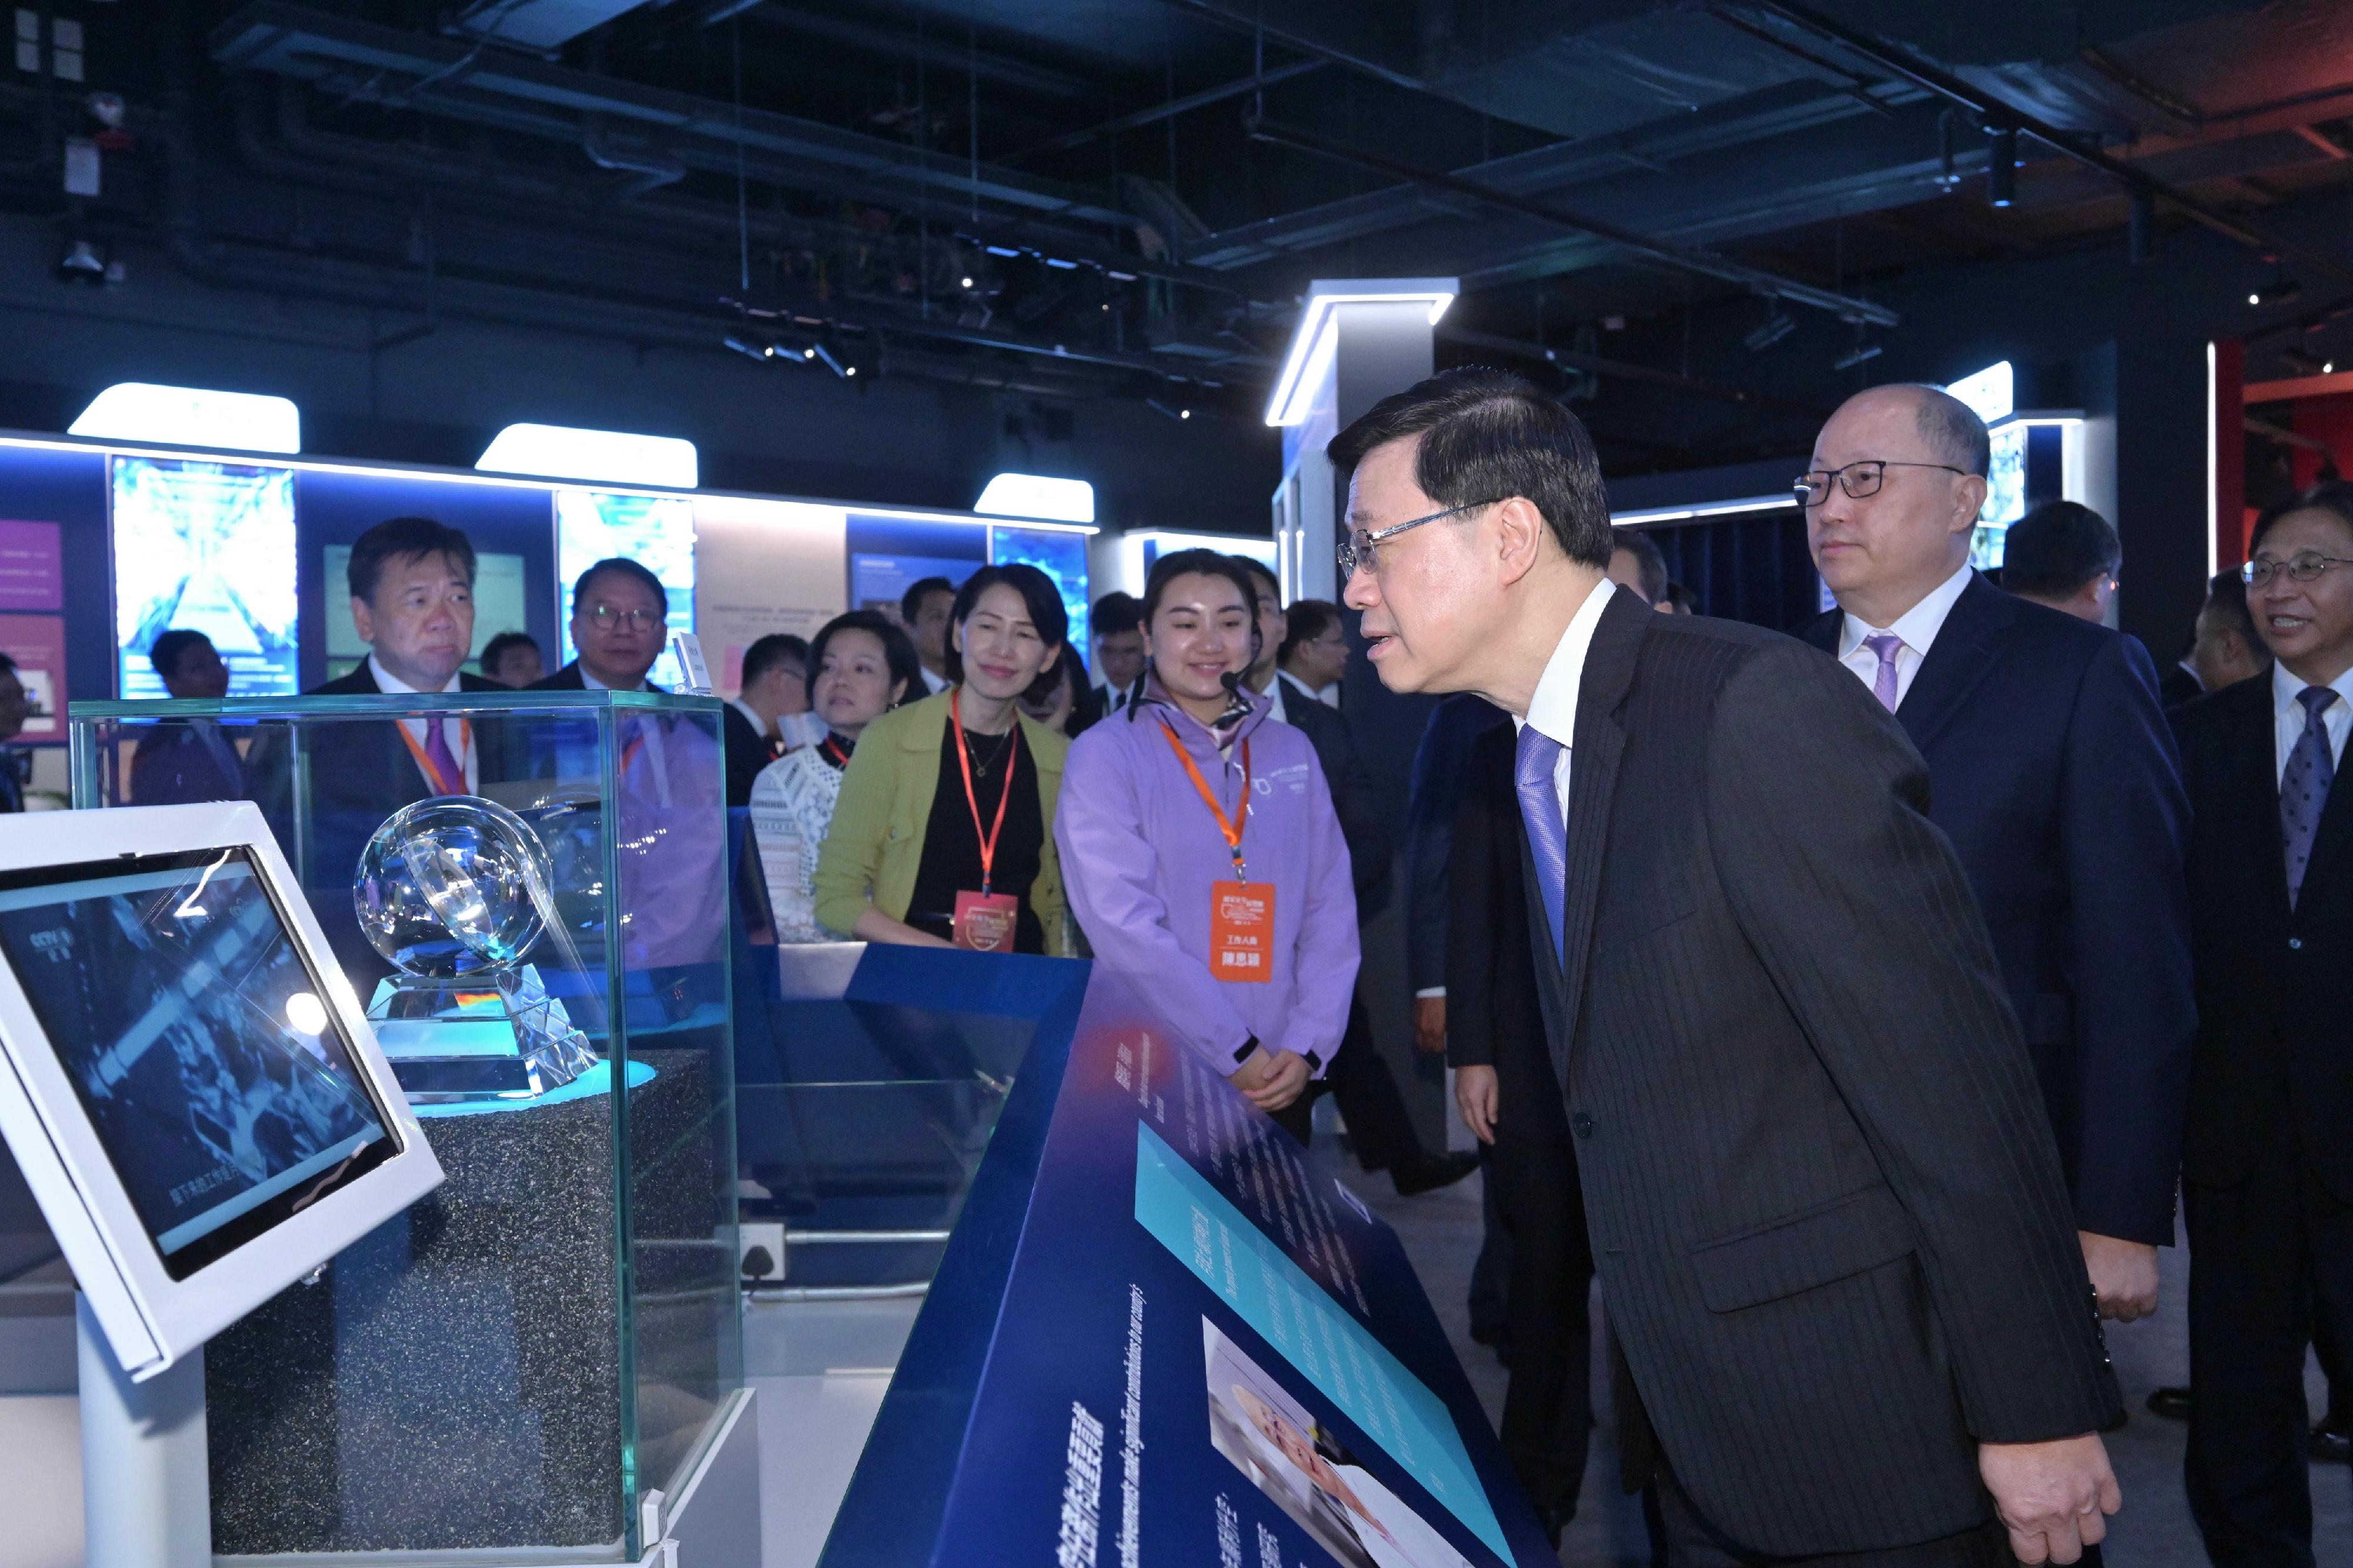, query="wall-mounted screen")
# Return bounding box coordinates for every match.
[321,547,531,685]
[989,526,1091,653]
[1972,423,2028,570]
[556,490,696,689]
[112,458,299,699]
